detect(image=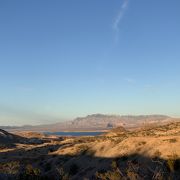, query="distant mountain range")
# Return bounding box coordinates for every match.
[1,114,176,132]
